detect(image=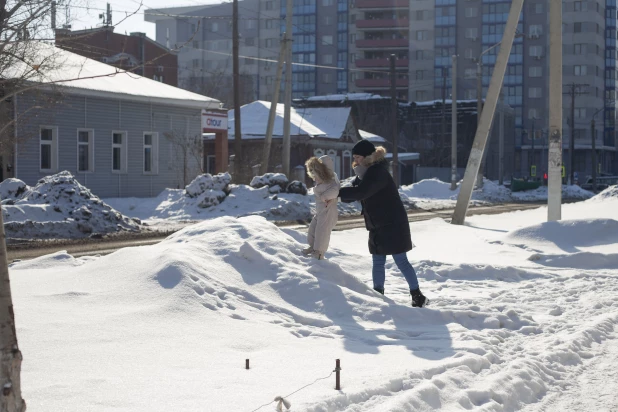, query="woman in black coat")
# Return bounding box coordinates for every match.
[338,140,427,307]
